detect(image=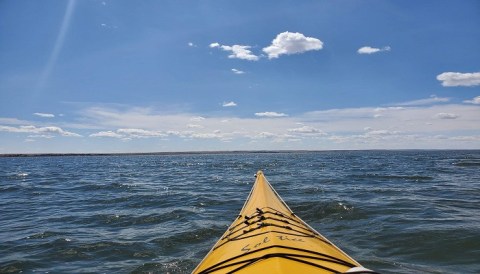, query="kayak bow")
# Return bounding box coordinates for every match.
[193,171,377,274]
